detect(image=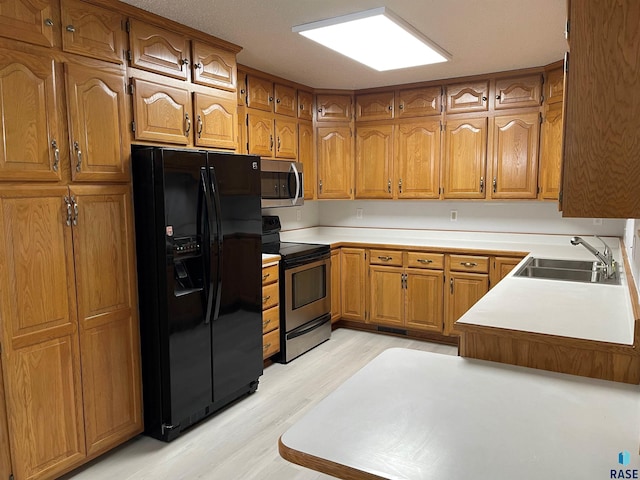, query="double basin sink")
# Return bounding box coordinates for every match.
[515,257,621,285]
